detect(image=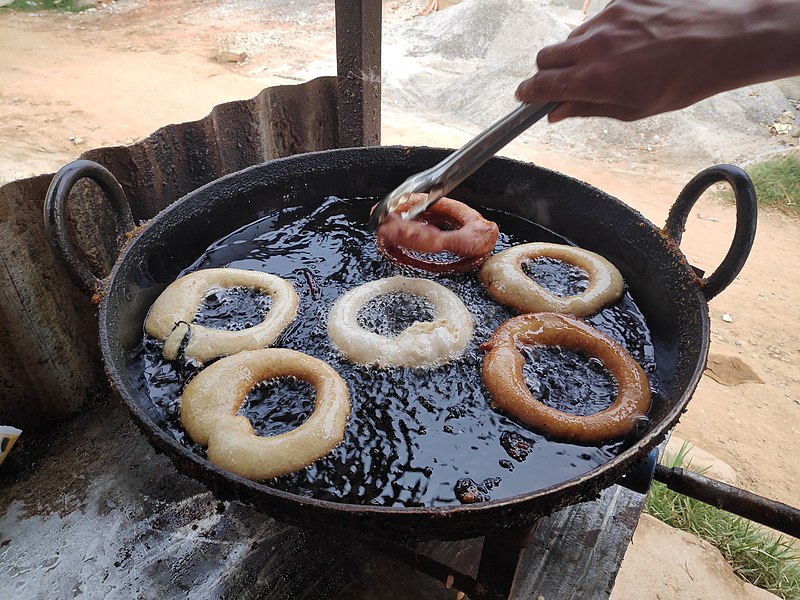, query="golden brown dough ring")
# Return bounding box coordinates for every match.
[180,348,350,480]
[481,313,651,444]
[327,276,474,368]
[479,243,624,317]
[144,268,298,363]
